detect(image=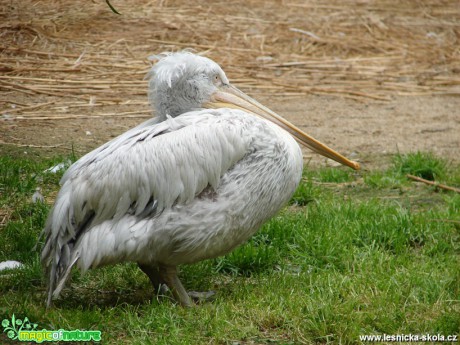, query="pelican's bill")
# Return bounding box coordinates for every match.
[204,85,360,171]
